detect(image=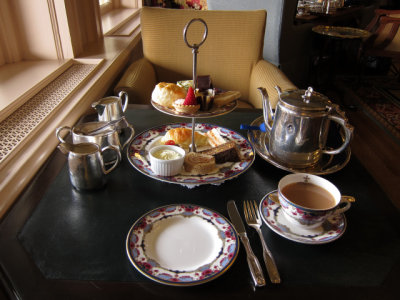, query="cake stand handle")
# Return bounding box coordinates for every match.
[183,18,208,153]
[183,18,208,90]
